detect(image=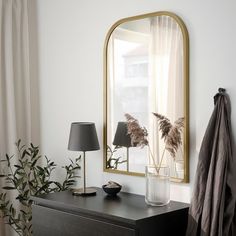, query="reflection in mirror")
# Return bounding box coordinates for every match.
[104,12,189,182]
